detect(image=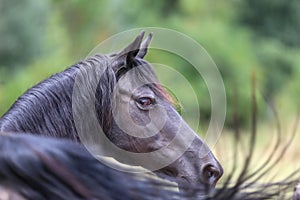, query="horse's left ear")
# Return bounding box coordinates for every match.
[137,32,153,59]
[113,31,153,78]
